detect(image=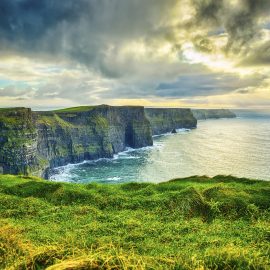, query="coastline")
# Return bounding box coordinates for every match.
[48,116,270,184]
[48,128,192,182]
